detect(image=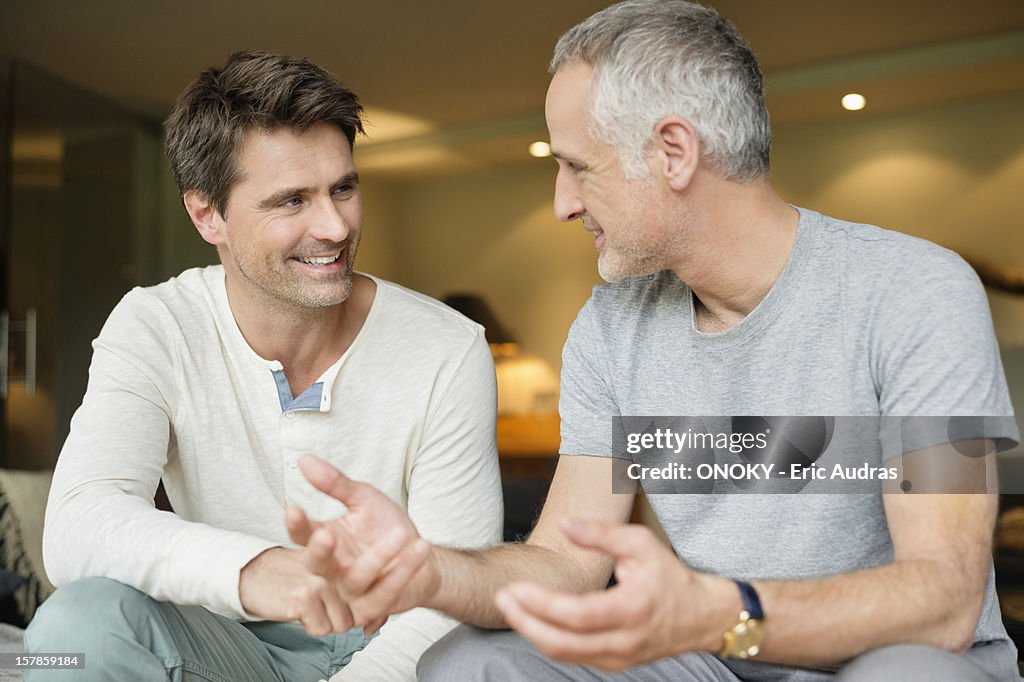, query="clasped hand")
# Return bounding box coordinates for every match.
[255,455,723,670]
[281,455,436,636]
[494,518,721,671]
